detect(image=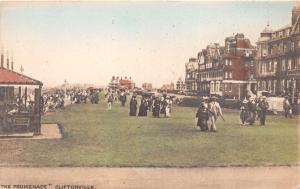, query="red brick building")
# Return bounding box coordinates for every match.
[222,34,256,99]
[194,34,256,99]
[108,76,135,90]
